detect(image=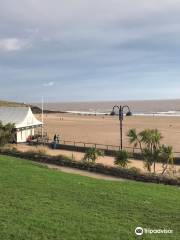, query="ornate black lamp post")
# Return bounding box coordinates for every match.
[111,105,132,150]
